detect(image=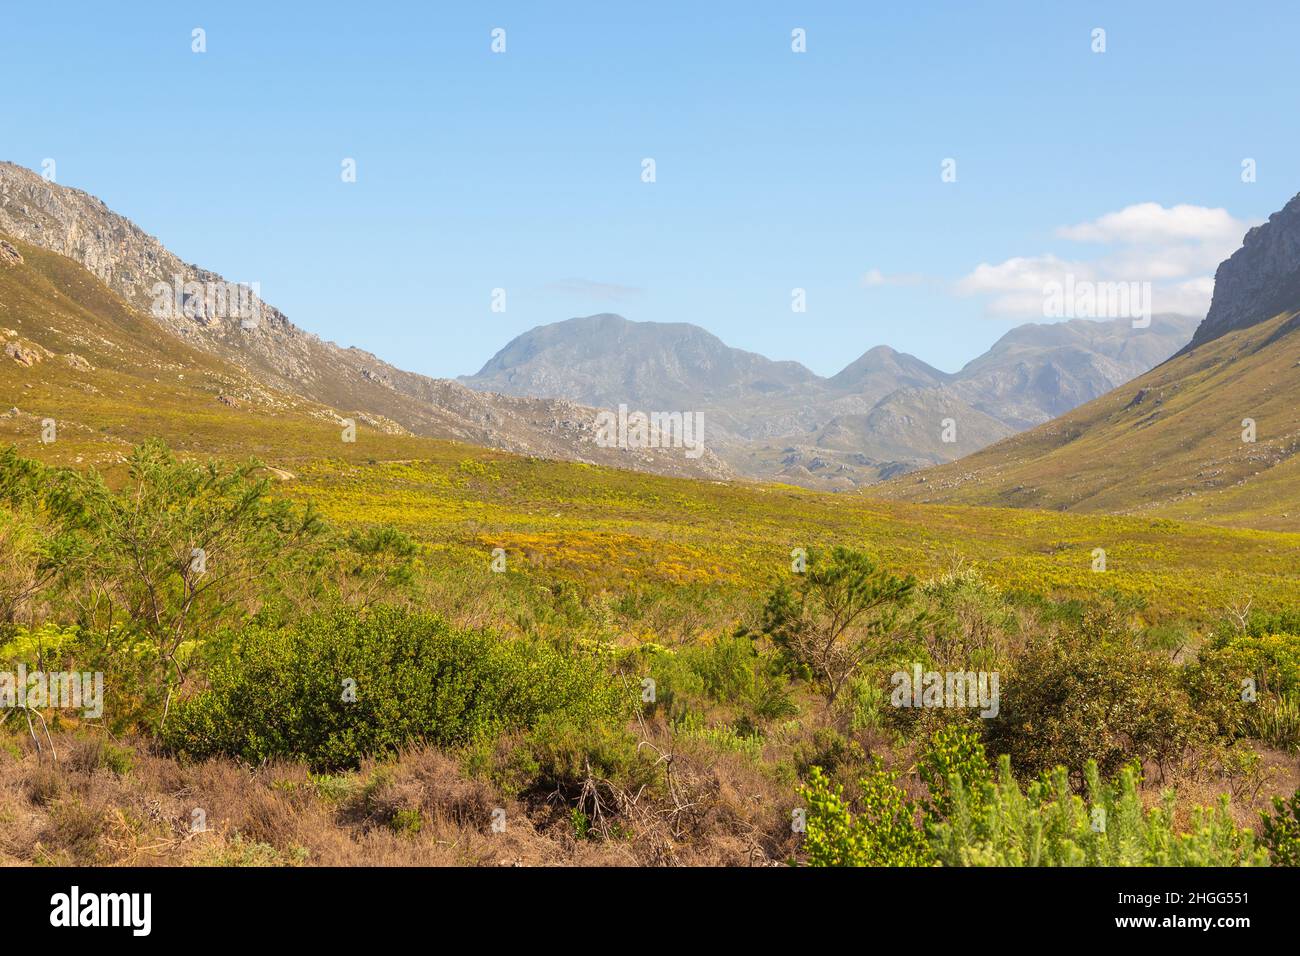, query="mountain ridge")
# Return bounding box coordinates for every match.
[461,311,1198,487]
[0,164,731,480]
